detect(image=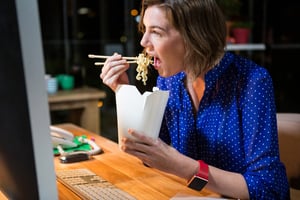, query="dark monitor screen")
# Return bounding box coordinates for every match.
[0,0,57,199]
